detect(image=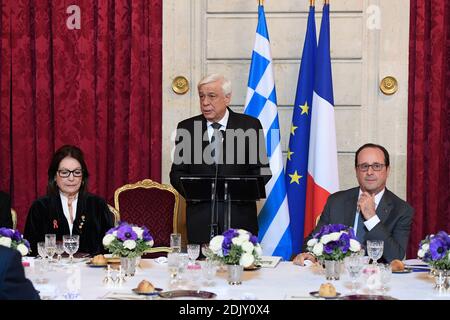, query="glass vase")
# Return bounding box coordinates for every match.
[432,269,448,291]
[120,256,137,276]
[324,260,343,280]
[227,264,244,285]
